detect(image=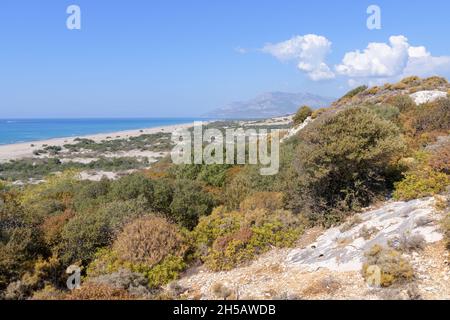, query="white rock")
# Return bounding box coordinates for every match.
[410,90,447,105]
